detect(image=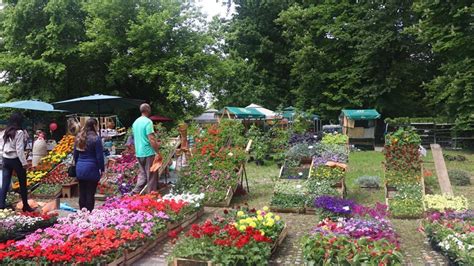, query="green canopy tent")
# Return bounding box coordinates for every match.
[219,107,266,120]
[340,109,381,149]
